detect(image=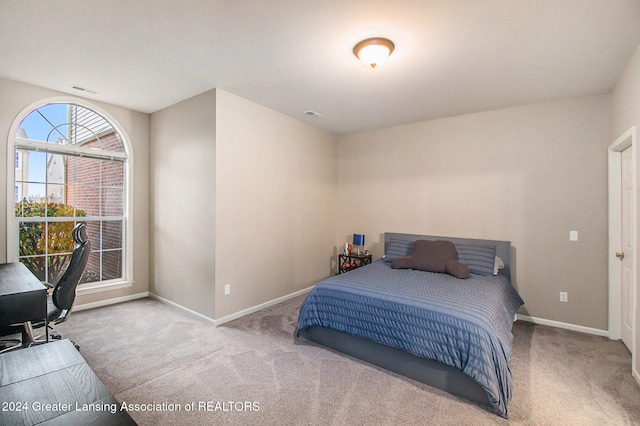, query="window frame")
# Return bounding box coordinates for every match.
[6,97,134,295]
